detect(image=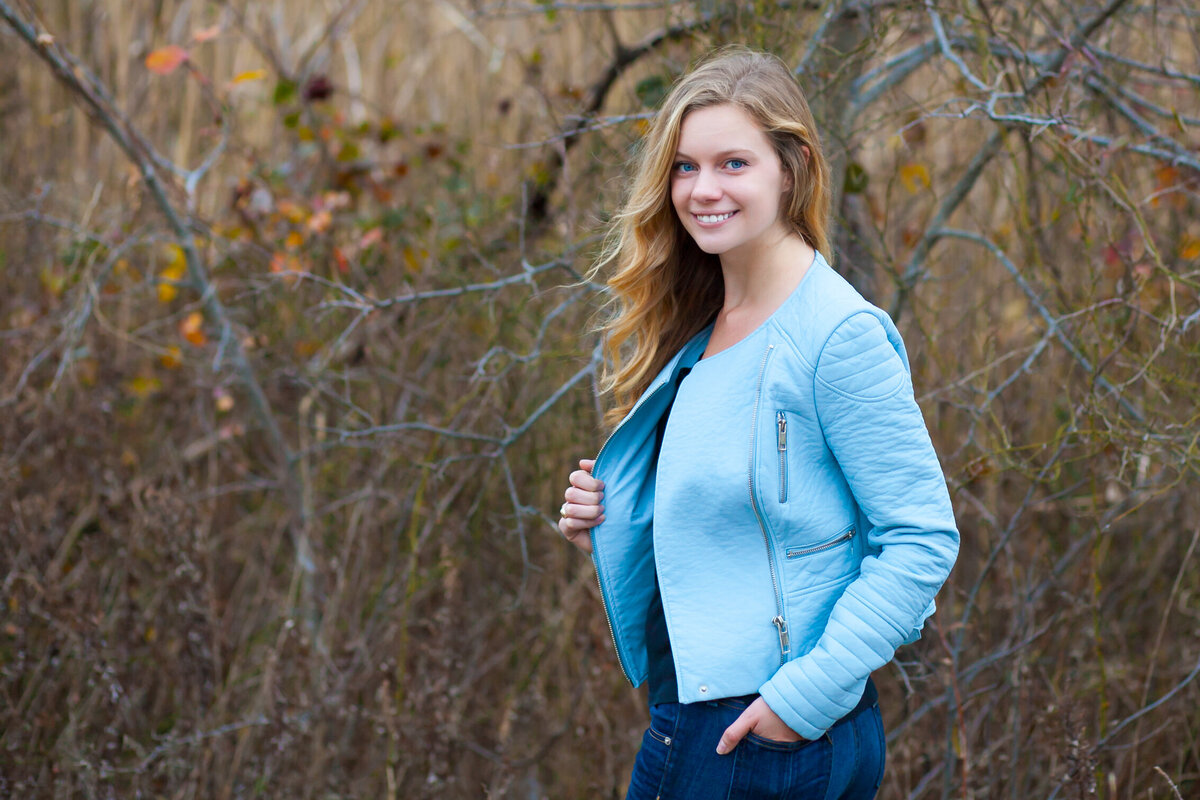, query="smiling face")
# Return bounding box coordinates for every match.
[670,103,793,264]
